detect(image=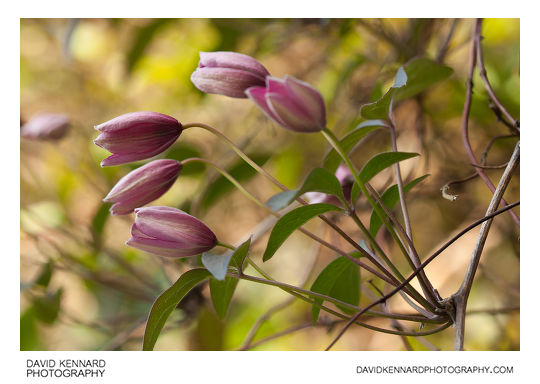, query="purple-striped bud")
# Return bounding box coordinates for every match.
[104,159,182,215]
[21,113,69,140]
[126,206,218,258]
[191,51,270,98]
[94,112,182,167]
[305,164,354,206]
[246,75,326,133]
